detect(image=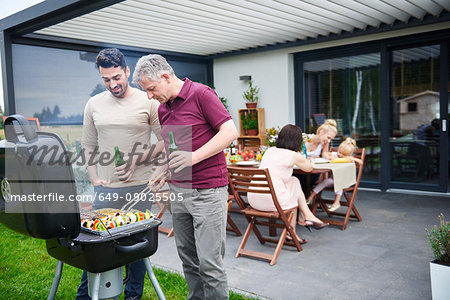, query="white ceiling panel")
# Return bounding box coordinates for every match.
[33,0,450,56]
